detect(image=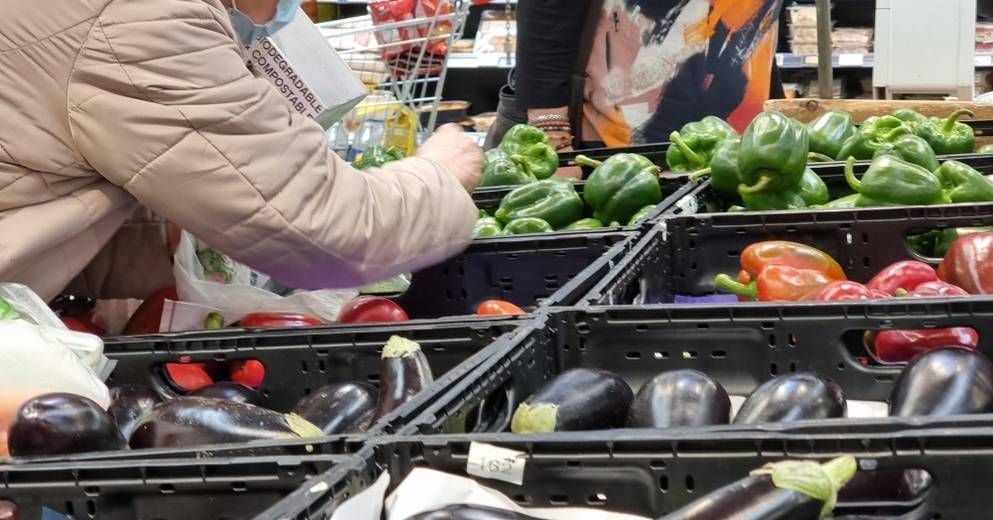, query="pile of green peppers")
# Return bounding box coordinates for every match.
[472,153,663,238]
[479,124,559,187]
